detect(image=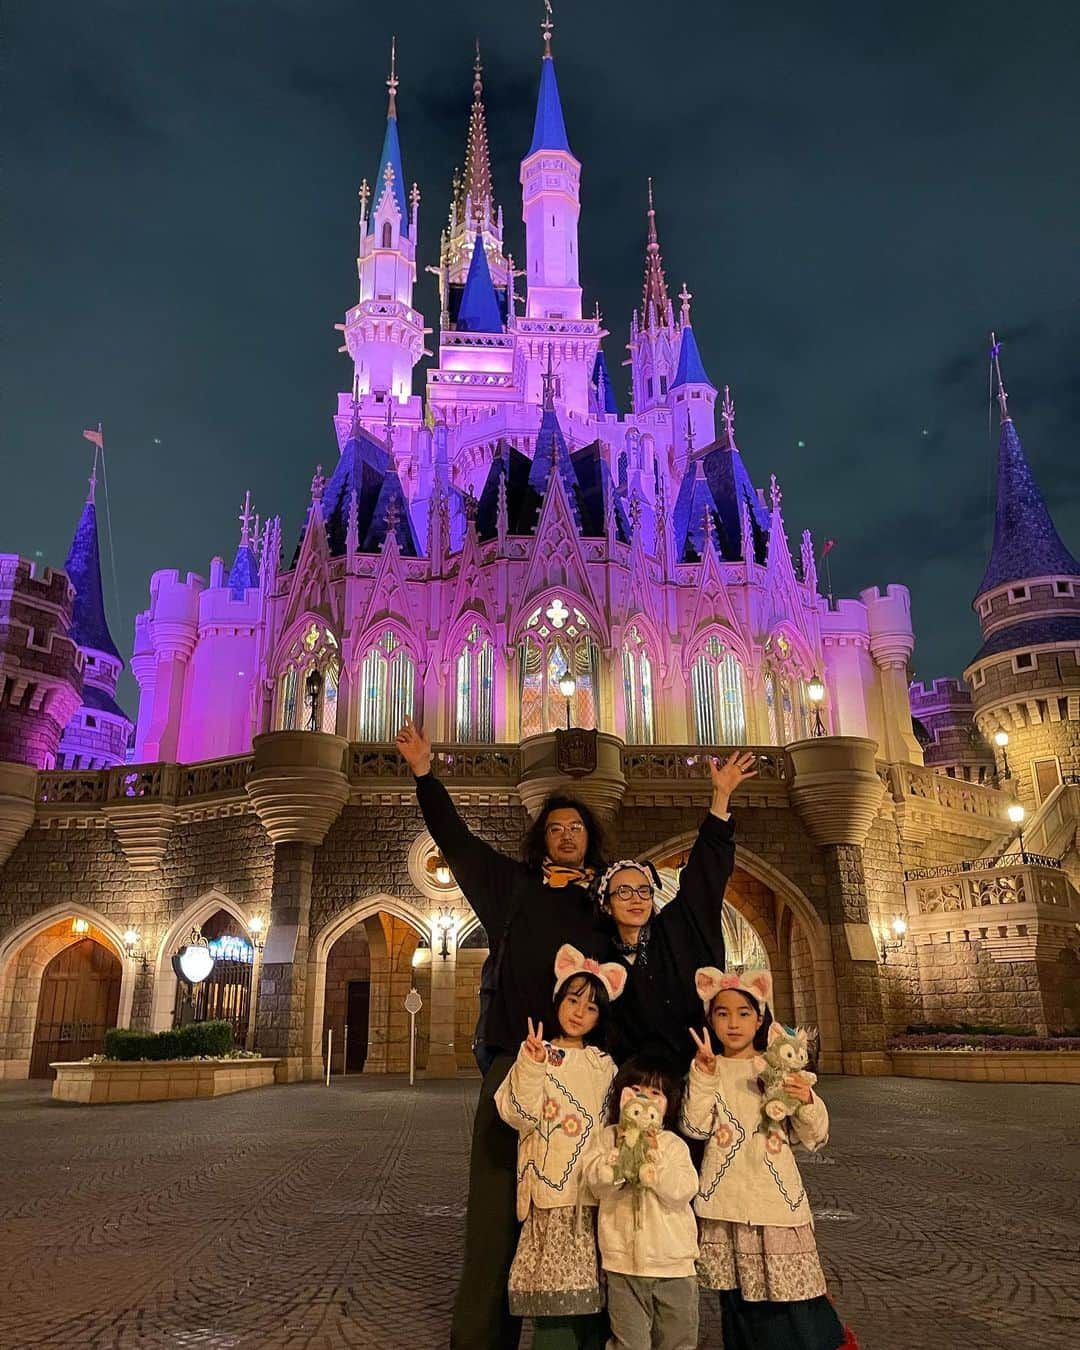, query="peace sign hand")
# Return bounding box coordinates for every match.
[524,1018,547,1064]
[689,1025,717,1075]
